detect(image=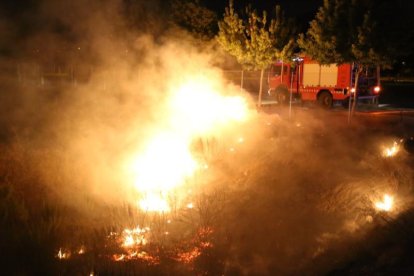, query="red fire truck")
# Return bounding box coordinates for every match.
[267,56,381,108]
